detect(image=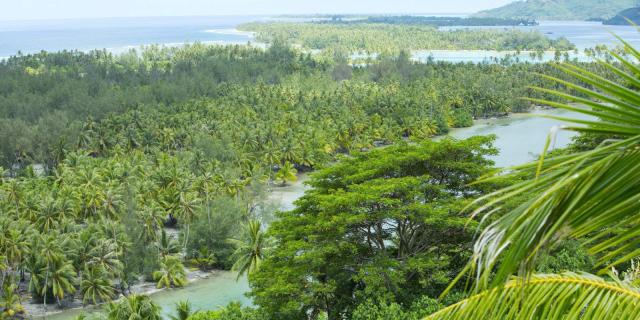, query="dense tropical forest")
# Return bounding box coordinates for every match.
[1,42,596,173]
[475,0,638,20]
[316,15,538,27]
[237,22,575,54]
[1,11,640,320]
